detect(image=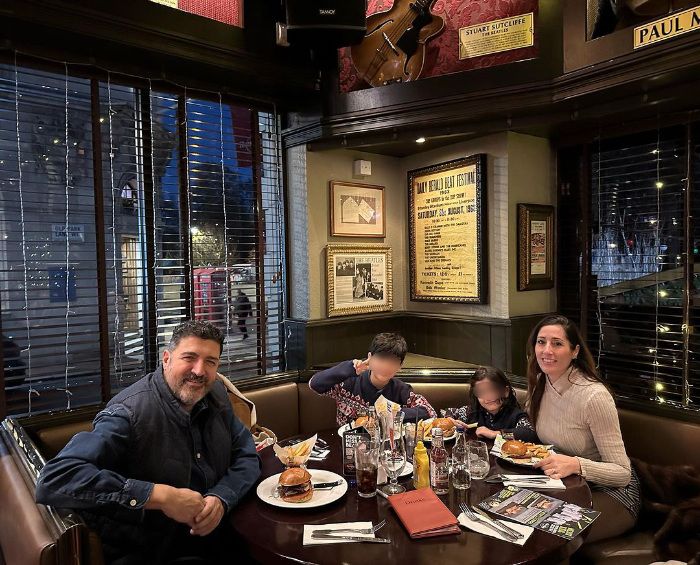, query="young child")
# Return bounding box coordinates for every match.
[309,332,437,426]
[446,366,539,442]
